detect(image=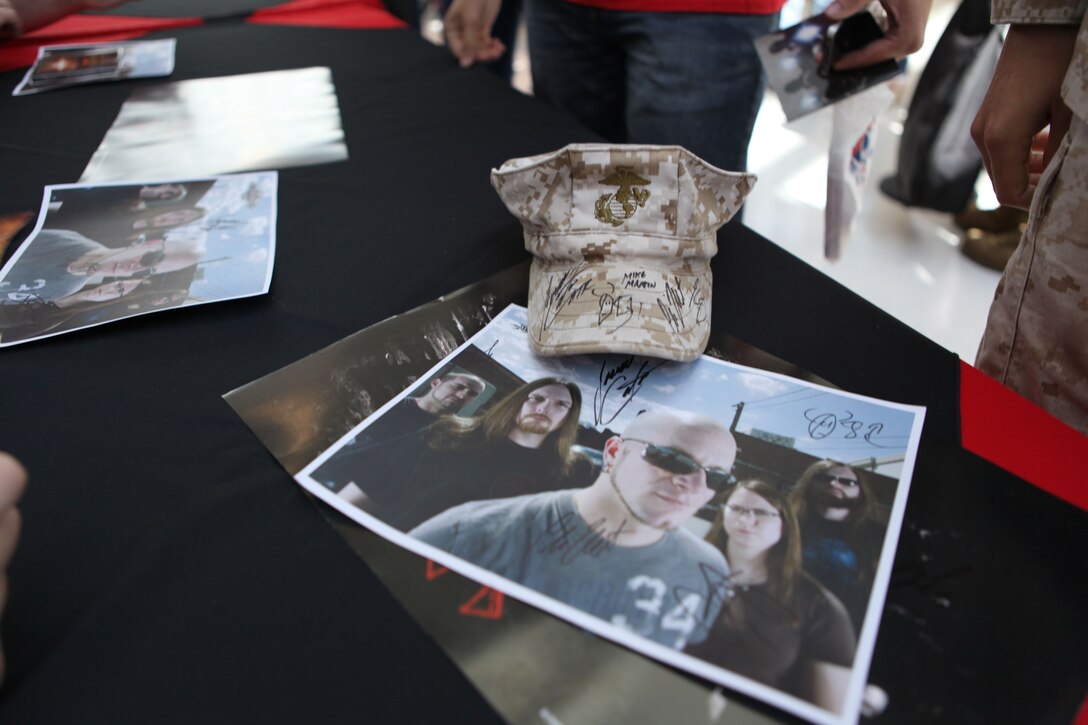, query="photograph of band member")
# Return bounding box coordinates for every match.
[367,371,486,442]
[138,183,188,205]
[688,479,856,713]
[48,179,208,216]
[42,181,211,246]
[0,230,203,303]
[314,370,486,484]
[789,460,885,632]
[315,377,594,530]
[411,411,735,650]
